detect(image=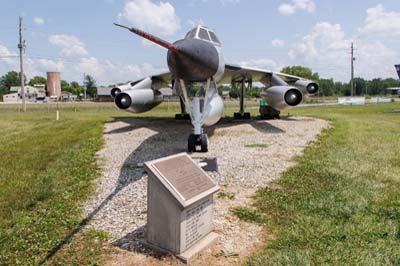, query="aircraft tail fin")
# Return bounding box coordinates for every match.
[395,64,400,79]
[114,23,178,53]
